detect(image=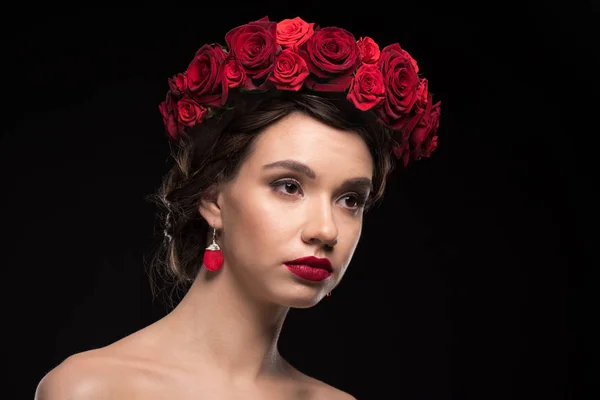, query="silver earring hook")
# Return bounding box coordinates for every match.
[206,226,221,251]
